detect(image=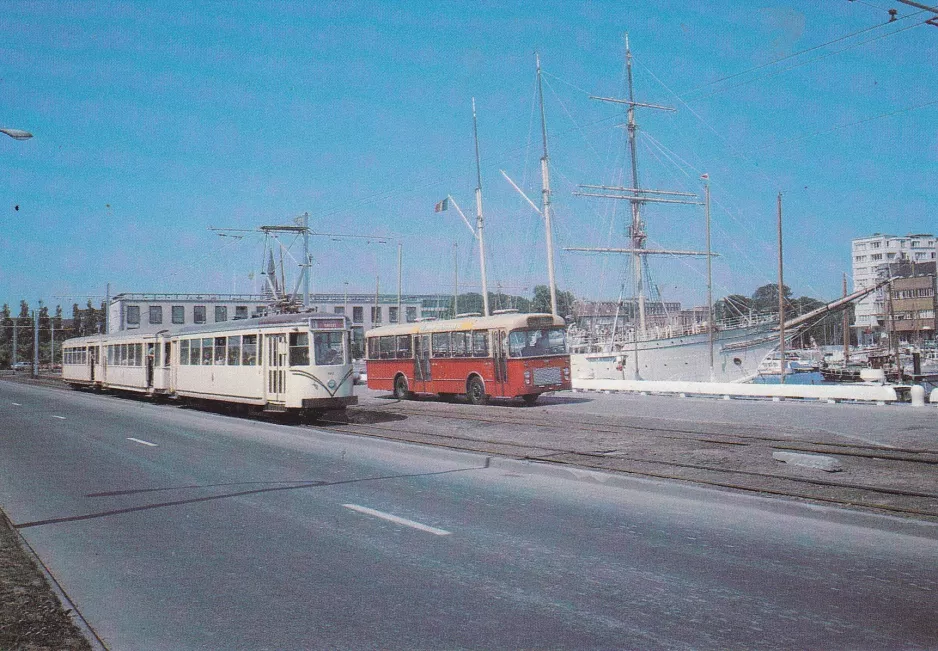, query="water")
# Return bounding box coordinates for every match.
[751,371,827,385]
